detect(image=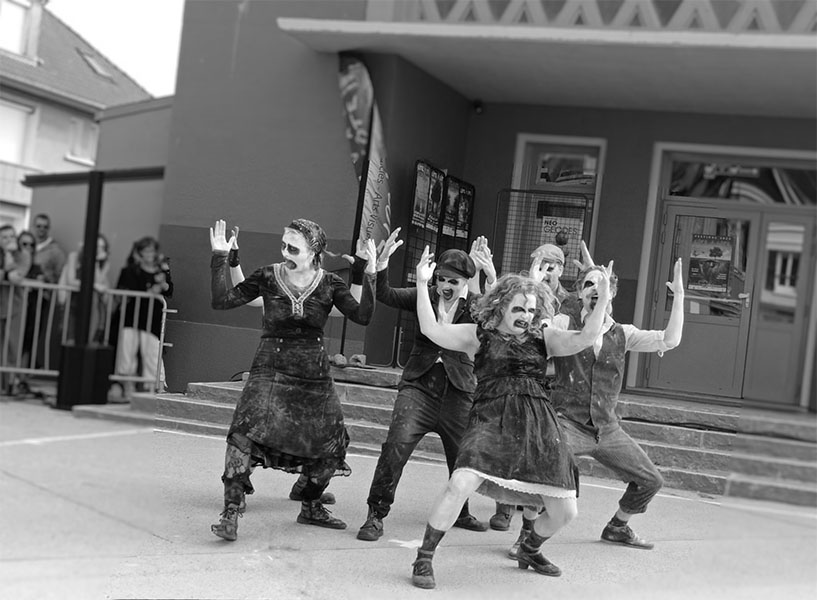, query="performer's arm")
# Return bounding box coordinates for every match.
[624,258,685,353]
[544,262,613,357]
[416,246,479,358]
[210,220,261,310]
[332,238,377,325]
